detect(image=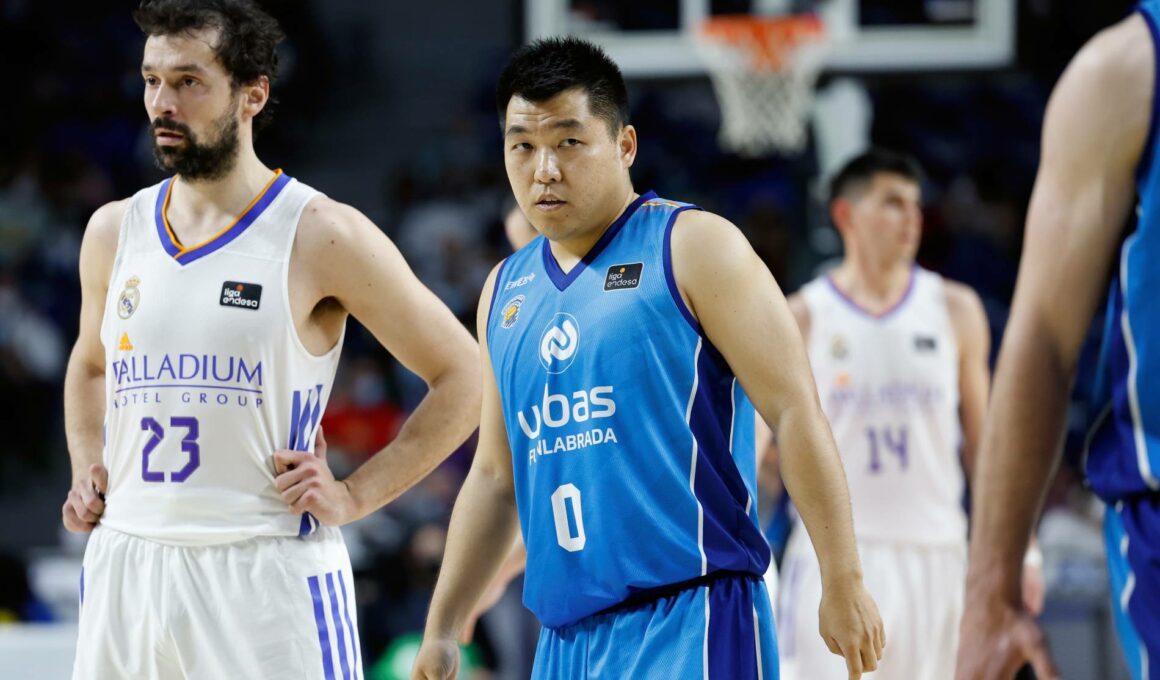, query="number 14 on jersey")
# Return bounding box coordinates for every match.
[866,425,908,473]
